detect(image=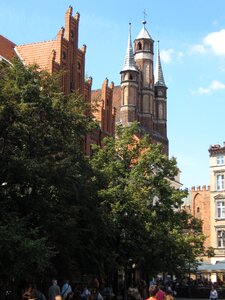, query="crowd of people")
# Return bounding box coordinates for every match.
[21,278,105,300]
[20,276,223,300]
